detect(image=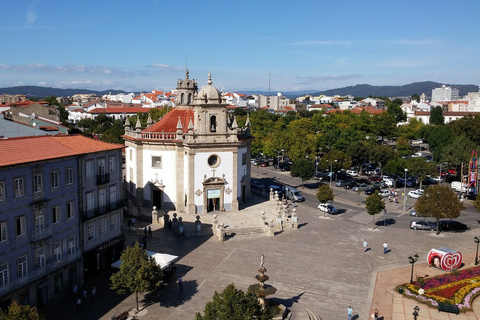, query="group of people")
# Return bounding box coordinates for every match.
[73,283,96,311]
[127,218,136,230]
[388,189,399,204]
[362,241,389,254]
